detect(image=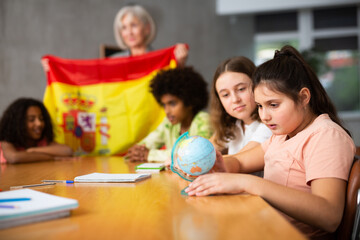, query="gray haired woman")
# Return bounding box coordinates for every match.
[113,4,188,66]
